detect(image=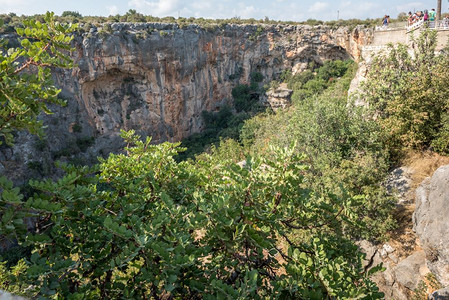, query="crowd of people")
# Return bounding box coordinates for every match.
[407,9,436,25]
[381,9,449,29]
